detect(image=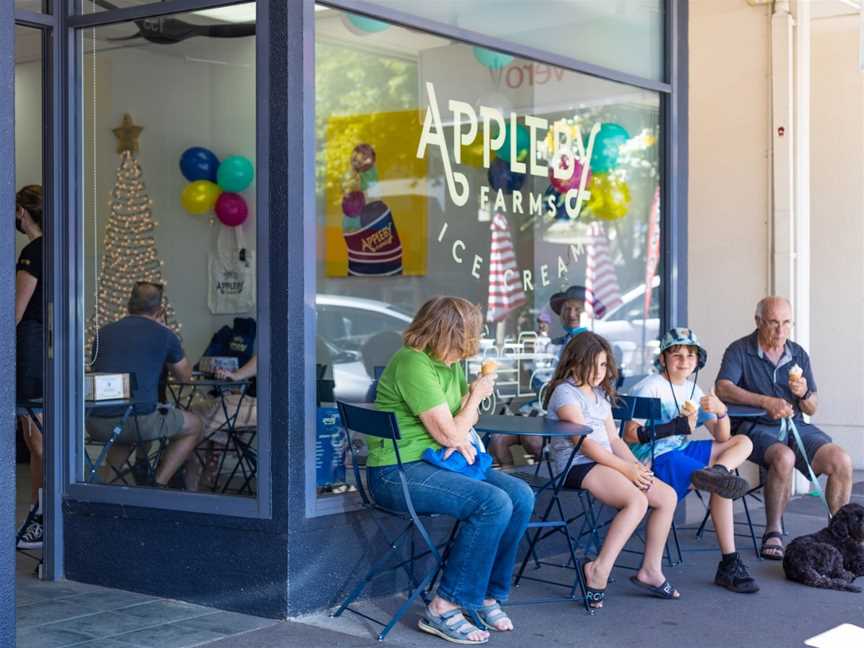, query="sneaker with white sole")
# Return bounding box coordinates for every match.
[691,465,750,500]
[17,513,43,550]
